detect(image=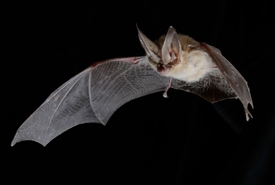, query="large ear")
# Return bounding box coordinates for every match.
[162,26,182,64]
[137,25,161,63]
